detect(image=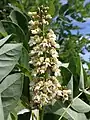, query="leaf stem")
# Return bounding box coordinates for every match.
[39,107,44,120]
